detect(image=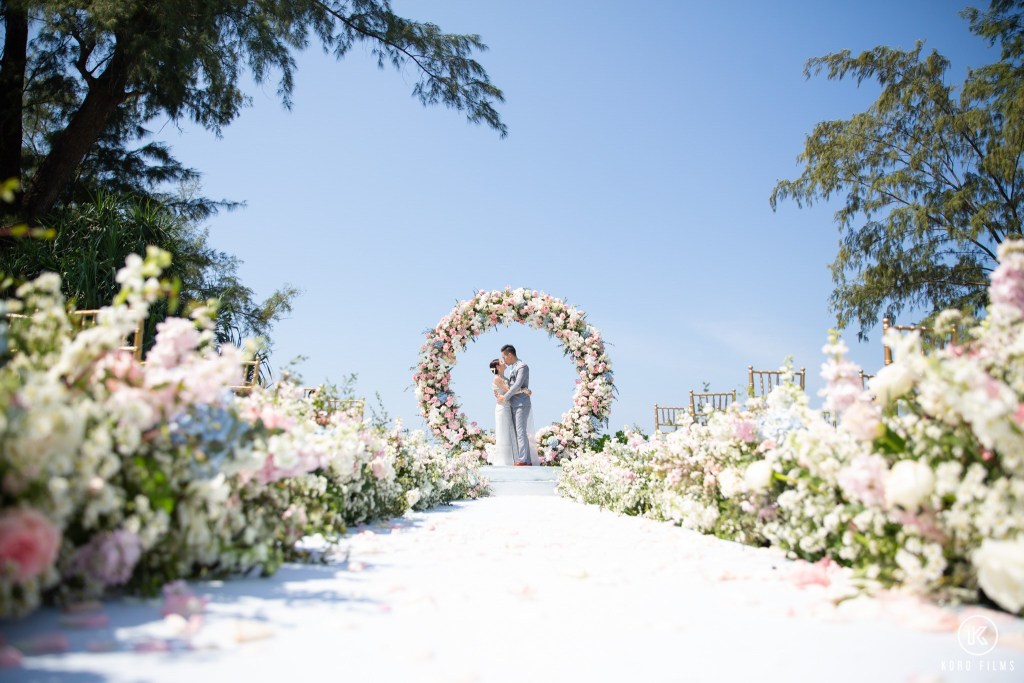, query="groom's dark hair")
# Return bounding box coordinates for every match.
[500,344,516,356]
